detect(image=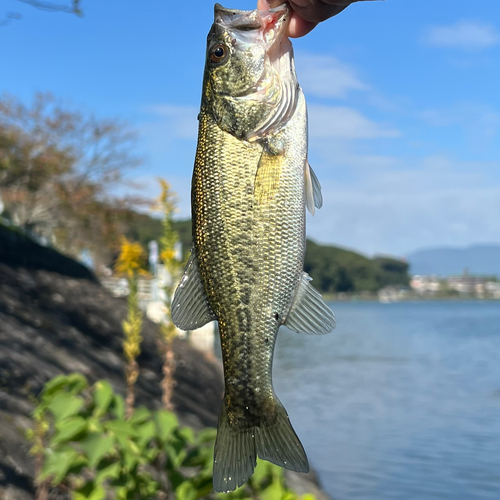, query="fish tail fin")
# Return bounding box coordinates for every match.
[213,397,309,493]
[255,398,309,474]
[213,402,257,493]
